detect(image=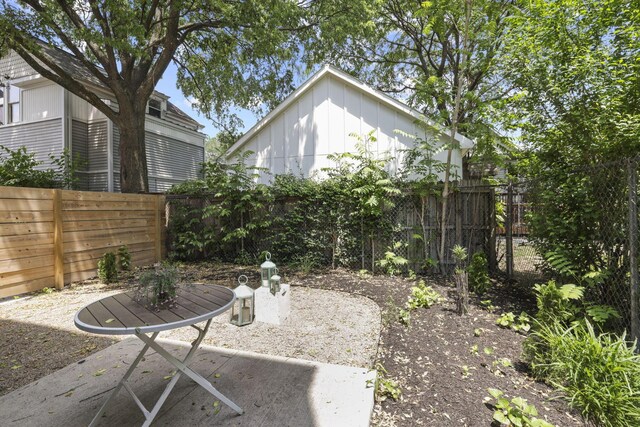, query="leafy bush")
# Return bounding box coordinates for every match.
[524,321,640,427]
[468,252,490,295]
[373,363,401,402]
[407,280,442,310]
[97,252,118,283]
[0,145,80,188]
